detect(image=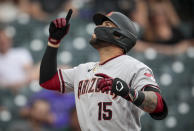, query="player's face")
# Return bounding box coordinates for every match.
[89,21,116,48]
